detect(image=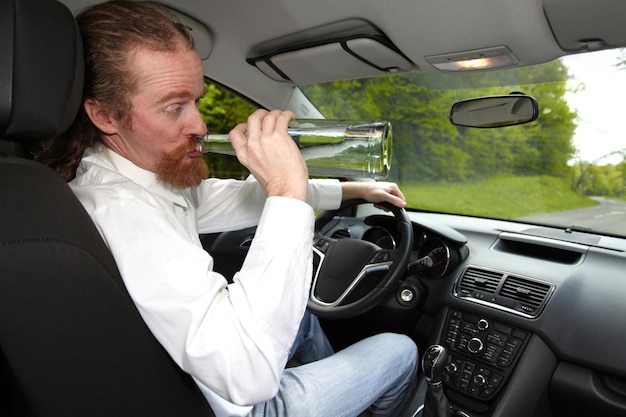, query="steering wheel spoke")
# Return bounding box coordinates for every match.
[368,249,395,265]
[308,199,413,319]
